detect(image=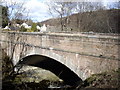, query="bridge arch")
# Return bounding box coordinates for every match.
[18,54,82,86]
[1,32,119,85]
